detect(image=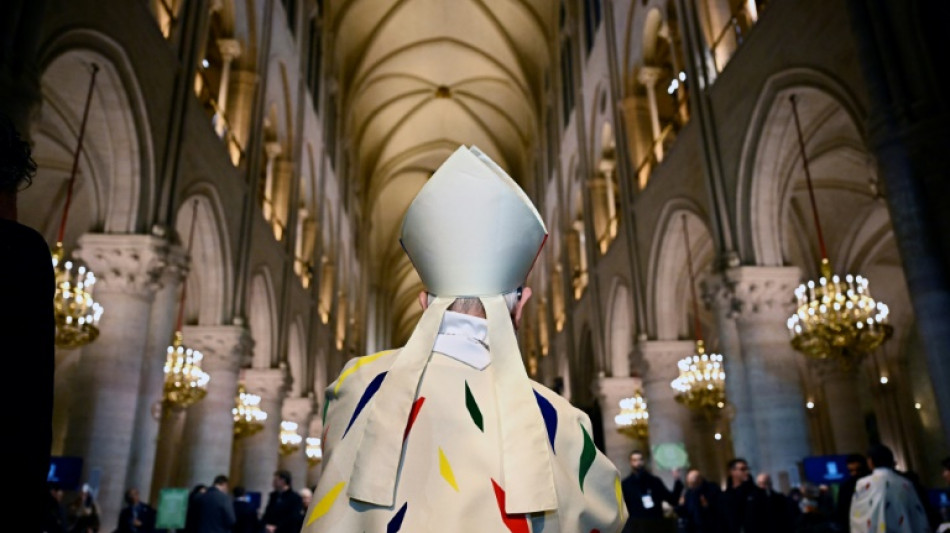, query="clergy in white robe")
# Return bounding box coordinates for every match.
[301,146,626,533]
[849,446,929,533]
